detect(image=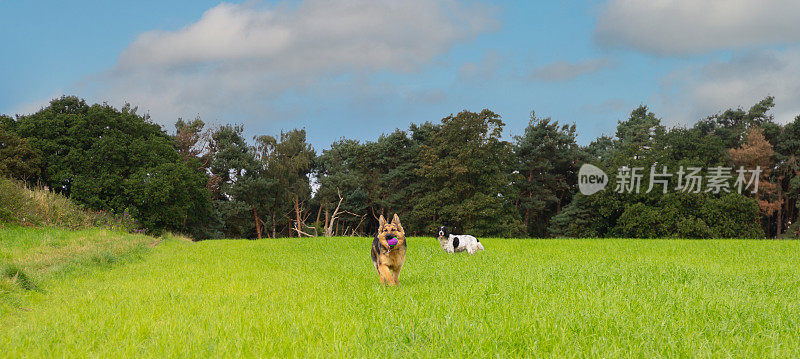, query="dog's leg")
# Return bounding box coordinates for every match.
[378,264,396,286]
[373,260,383,284]
[392,258,405,284]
